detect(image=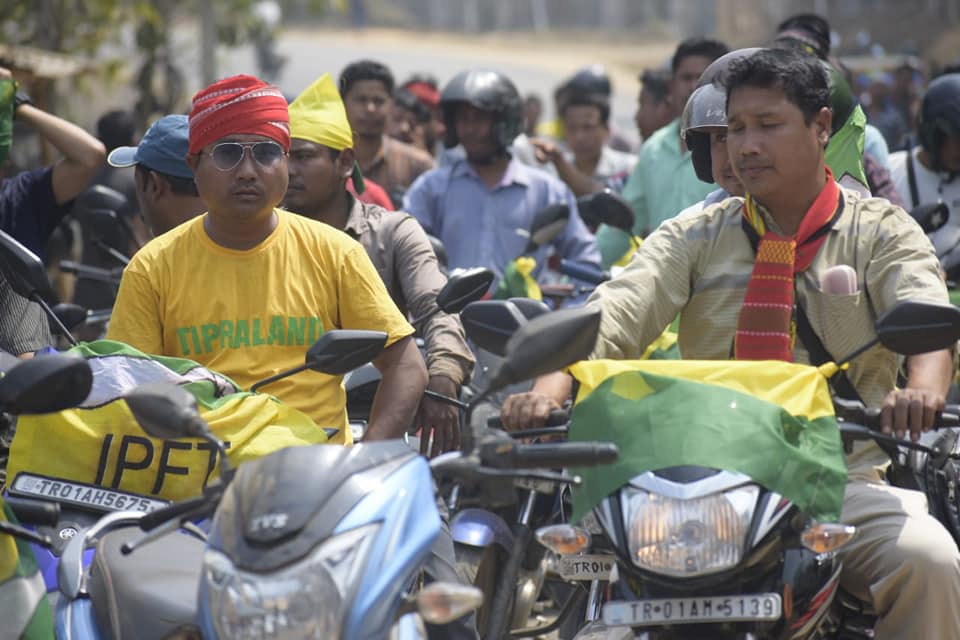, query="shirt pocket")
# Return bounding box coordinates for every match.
[813,290,875,360]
